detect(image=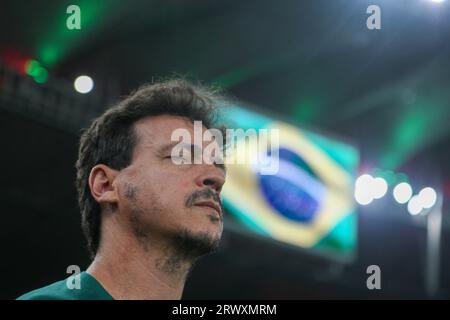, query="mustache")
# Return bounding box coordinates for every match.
[186,188,223,211]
